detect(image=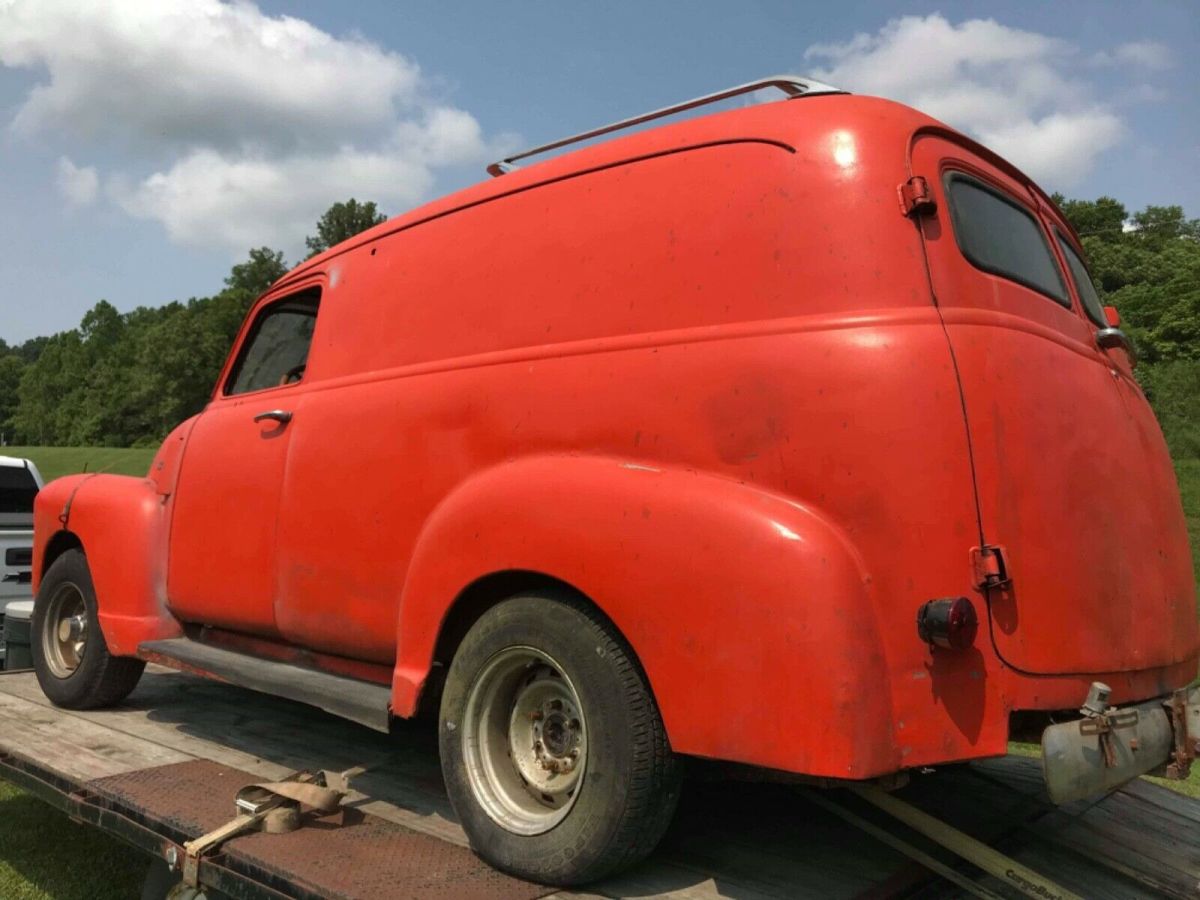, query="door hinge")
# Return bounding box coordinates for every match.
[970,544,1011,591]
[899,176,937,217]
